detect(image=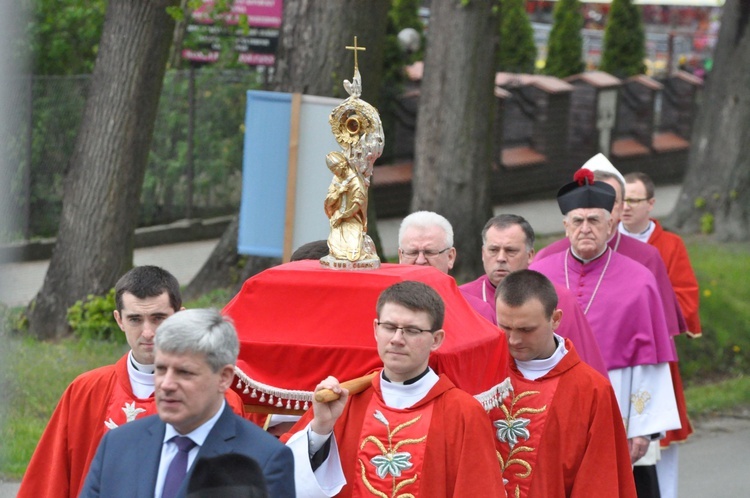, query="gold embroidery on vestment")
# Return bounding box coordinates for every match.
[631,390,652,414]
[496,389,547,485]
